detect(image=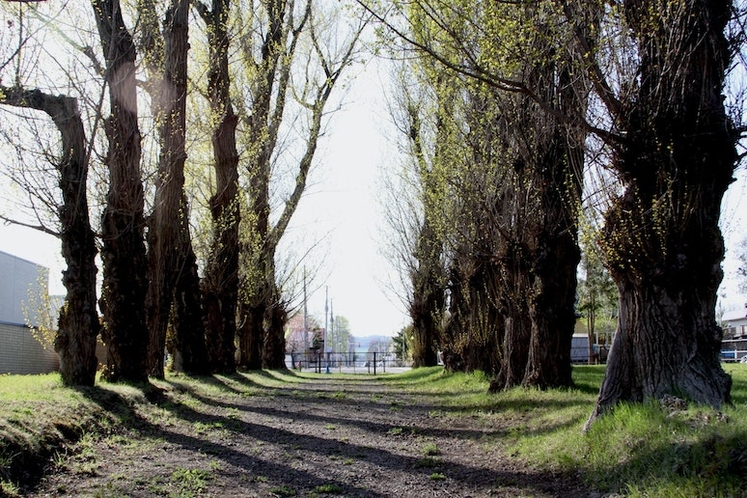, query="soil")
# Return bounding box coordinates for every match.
[23,371,592,497]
